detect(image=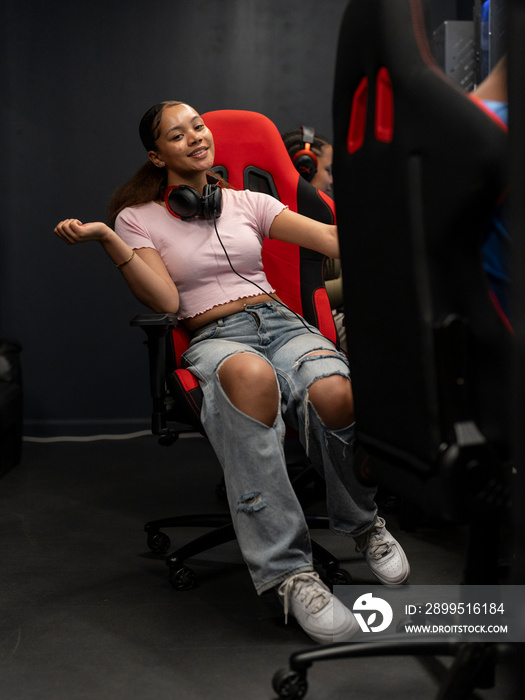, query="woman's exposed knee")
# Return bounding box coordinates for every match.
[217,353,279,426]
[308,374,354,429]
